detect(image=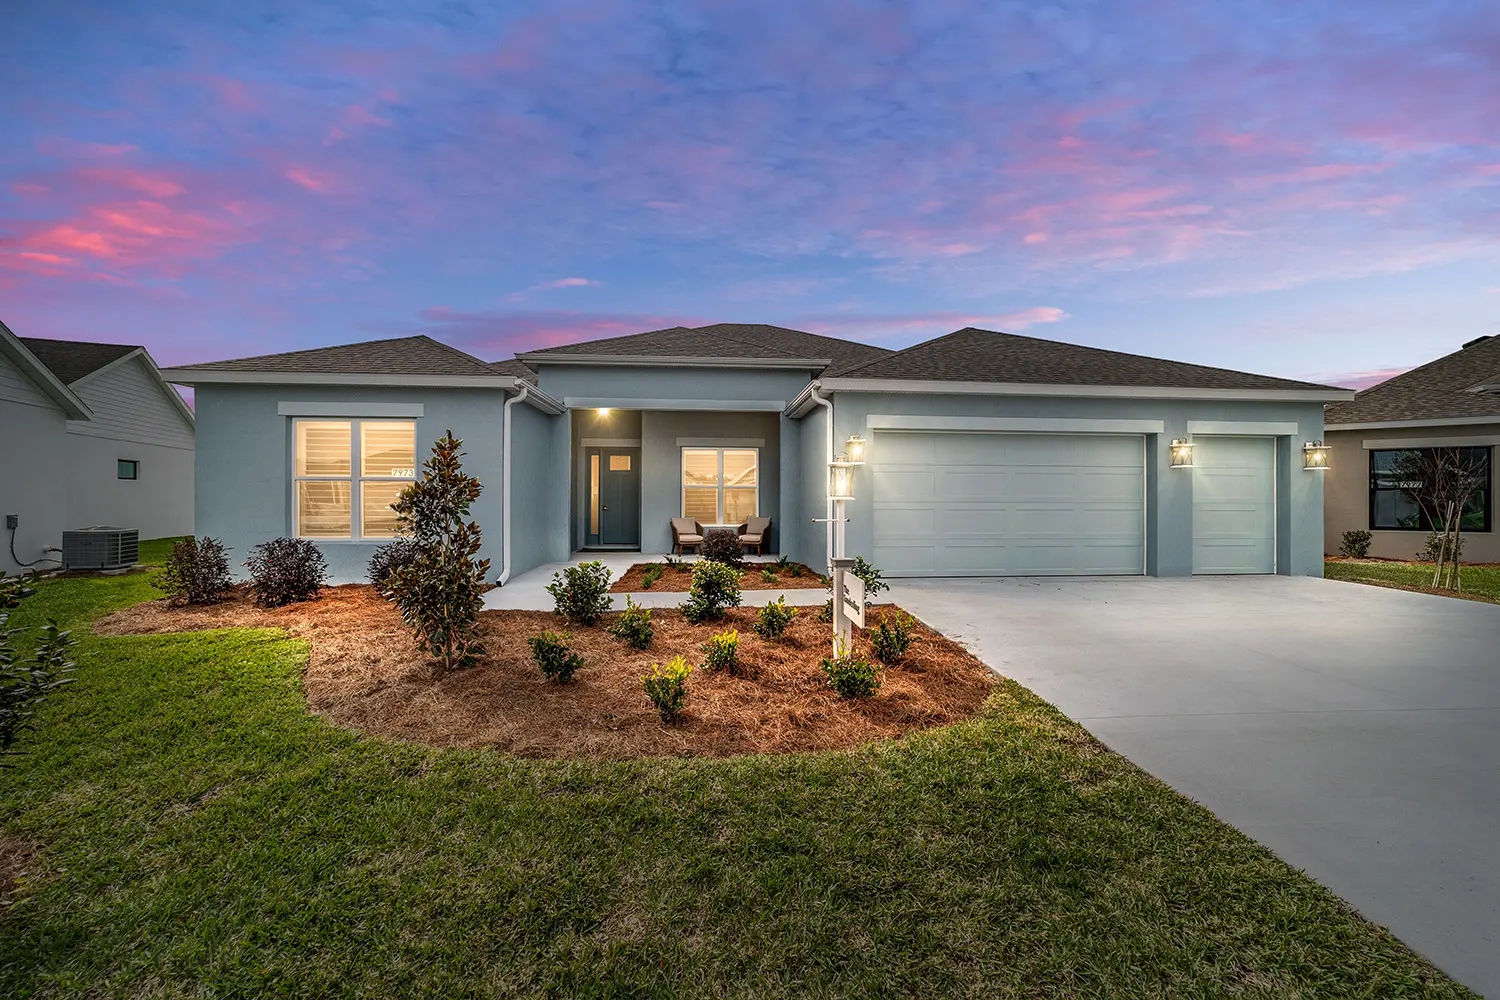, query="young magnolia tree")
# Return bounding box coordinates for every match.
[386,431,491,670]
[1,573,79,767]
[1395,447,1485,590]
